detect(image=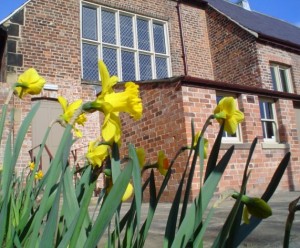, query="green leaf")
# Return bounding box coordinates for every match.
[172,146,234,247]
[0,104,8,144]
[212,173,250,248]
[233,152,291,246]
[69,175,95,247]
[40,183,62,248]
[83,161,133,248]
[204,122,224,181]
[192,206,216,247]
[283,196,300,248]
[111,142,121,183]
[19,126,52,230]
[128,144,142,245]
[163,169,186,248]
[225,137,257,246]
[28,124,72,247]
